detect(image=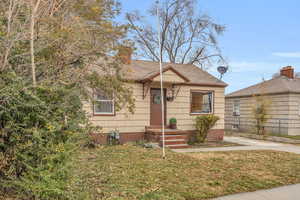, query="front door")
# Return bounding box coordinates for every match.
[150,88,166,126]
